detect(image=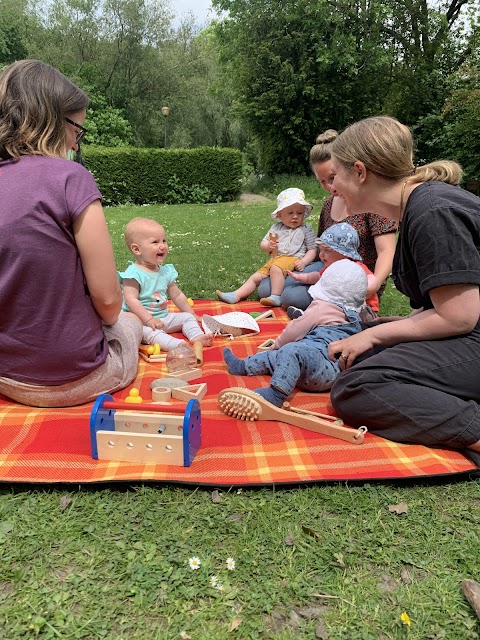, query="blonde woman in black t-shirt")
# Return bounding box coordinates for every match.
[326,116,480,453]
